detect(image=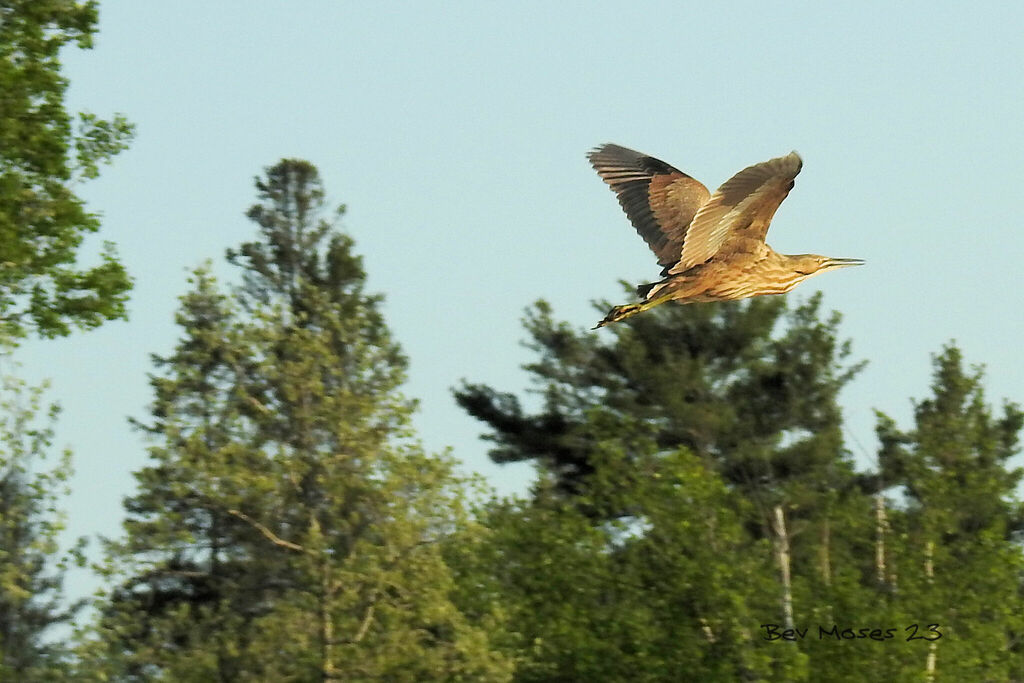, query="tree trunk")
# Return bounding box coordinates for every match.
[319,558,336,681]
[771,505,794,633]
[819,517,831,586]
[875,495,887,586]
[924,540,936,683]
